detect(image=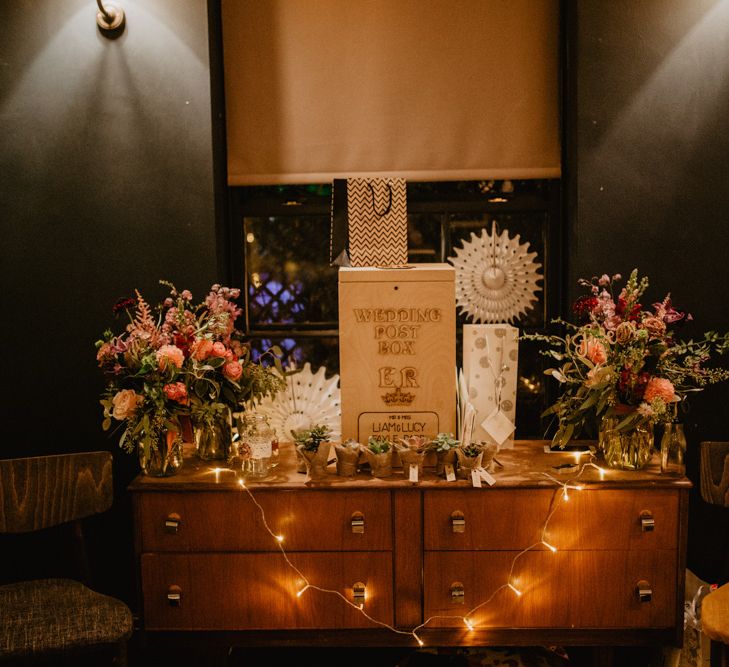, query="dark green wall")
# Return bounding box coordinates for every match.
[566,0,729,582]
[0,0,219,602]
